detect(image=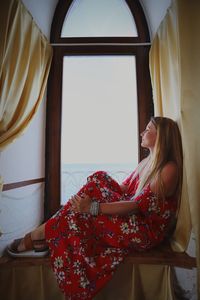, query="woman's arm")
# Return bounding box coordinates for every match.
[99,200,139,215]
[70,194,139,215]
